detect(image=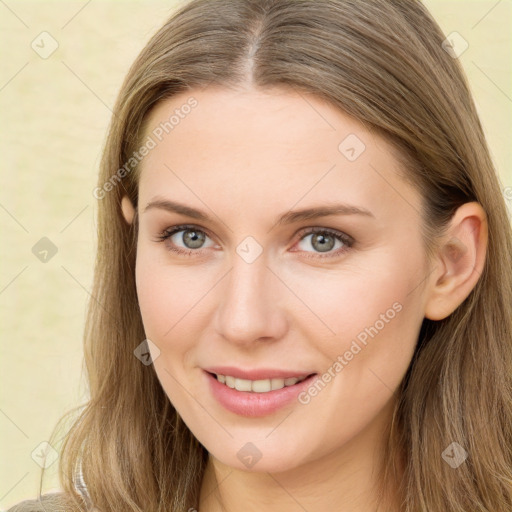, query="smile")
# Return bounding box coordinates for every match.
[204,369,318,417]
[213,373,310,393]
